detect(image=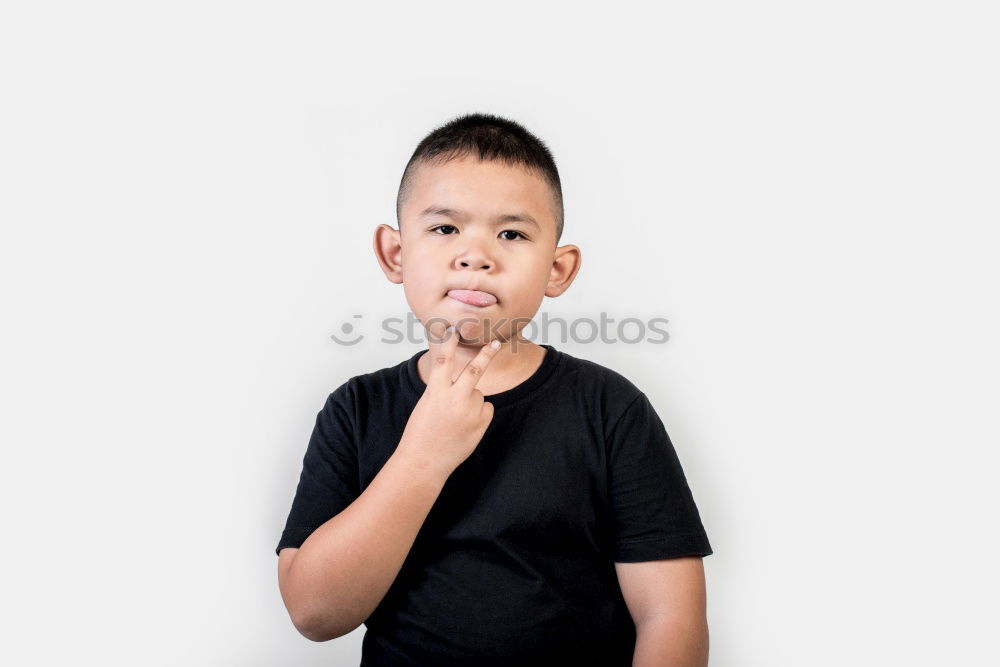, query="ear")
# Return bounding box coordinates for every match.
[373,224,403,284]
[545,244,582,297]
